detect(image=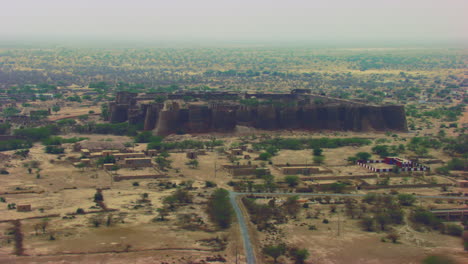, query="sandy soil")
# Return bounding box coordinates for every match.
[254,203,468,264]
